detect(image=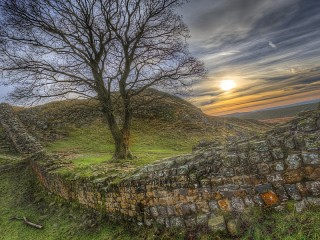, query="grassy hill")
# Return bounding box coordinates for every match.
[224,101,319,121]
[6,89,270,173]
